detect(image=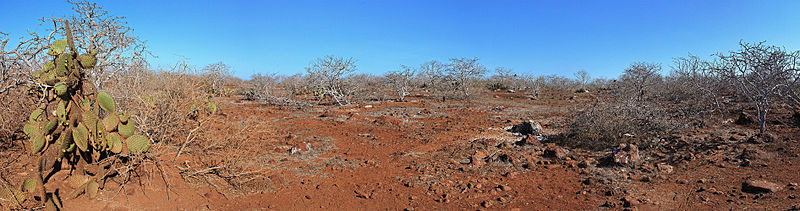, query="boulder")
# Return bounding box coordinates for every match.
[509,120,542,136]
[740,147,770,160]
[742,179,782,194]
